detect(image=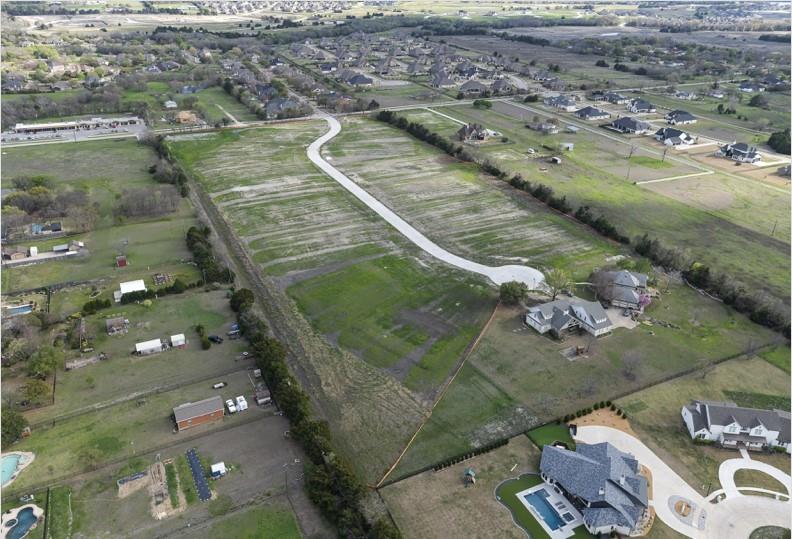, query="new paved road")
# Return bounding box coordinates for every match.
[306,113,545,289]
